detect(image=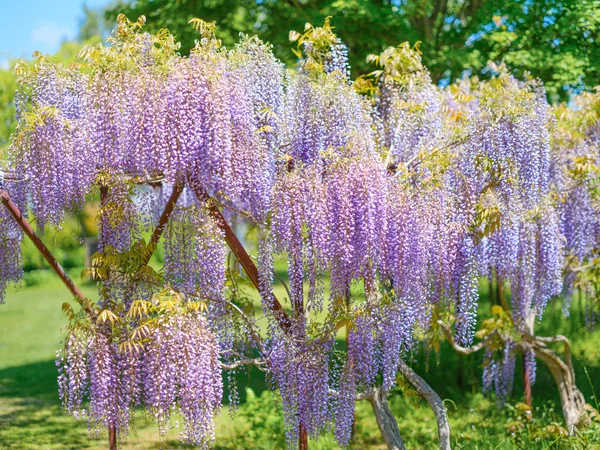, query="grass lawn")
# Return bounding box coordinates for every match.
[1,270,600,449]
